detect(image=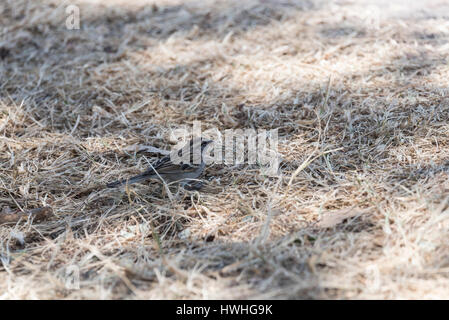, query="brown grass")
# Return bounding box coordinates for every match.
[1,0,449,299]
